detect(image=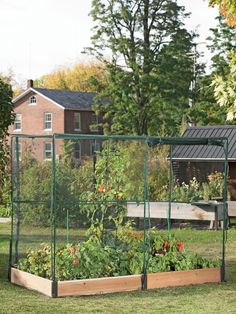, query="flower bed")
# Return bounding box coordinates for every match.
[11,226,221,297]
